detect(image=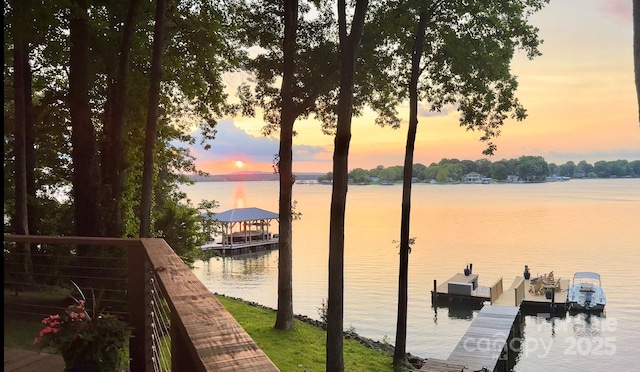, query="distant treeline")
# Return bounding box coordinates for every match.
[317,157,640,184]
[189,172,323,182]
